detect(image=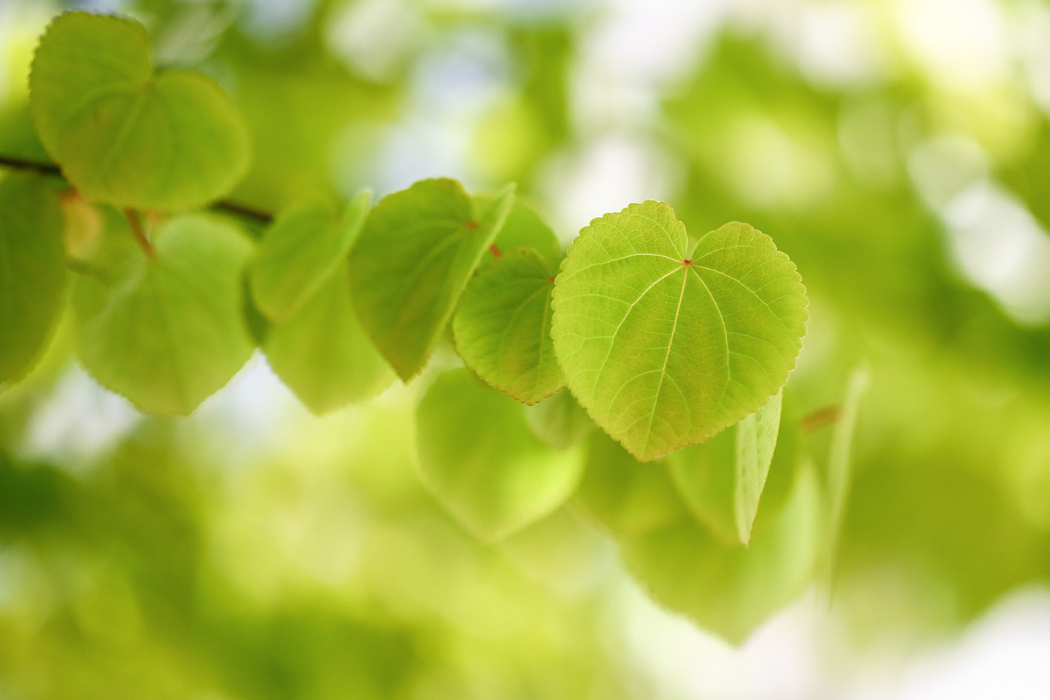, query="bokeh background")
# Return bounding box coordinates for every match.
[2,0,1050,697]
